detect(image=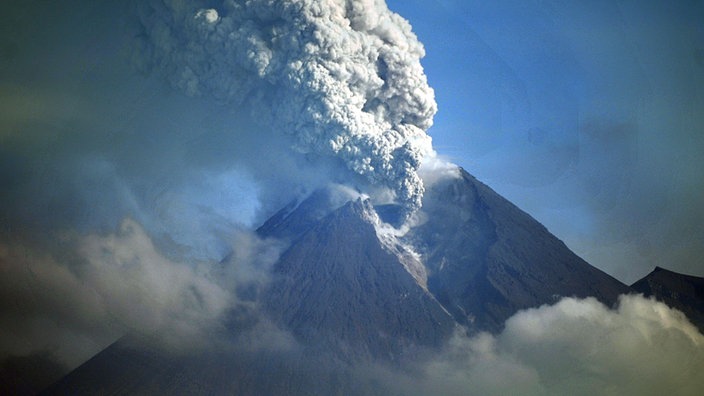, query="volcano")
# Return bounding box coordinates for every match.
[44,168,639,394]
